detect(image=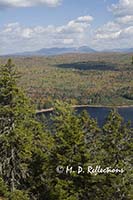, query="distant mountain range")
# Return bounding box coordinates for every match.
[103,48,133,53]
[12,46,96,56]
[3,46,133,57]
